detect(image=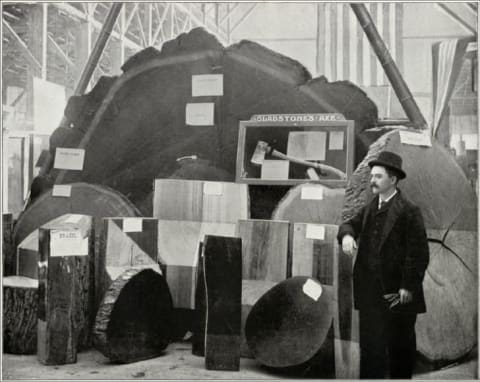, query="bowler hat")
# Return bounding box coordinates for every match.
[368,151,406,179]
